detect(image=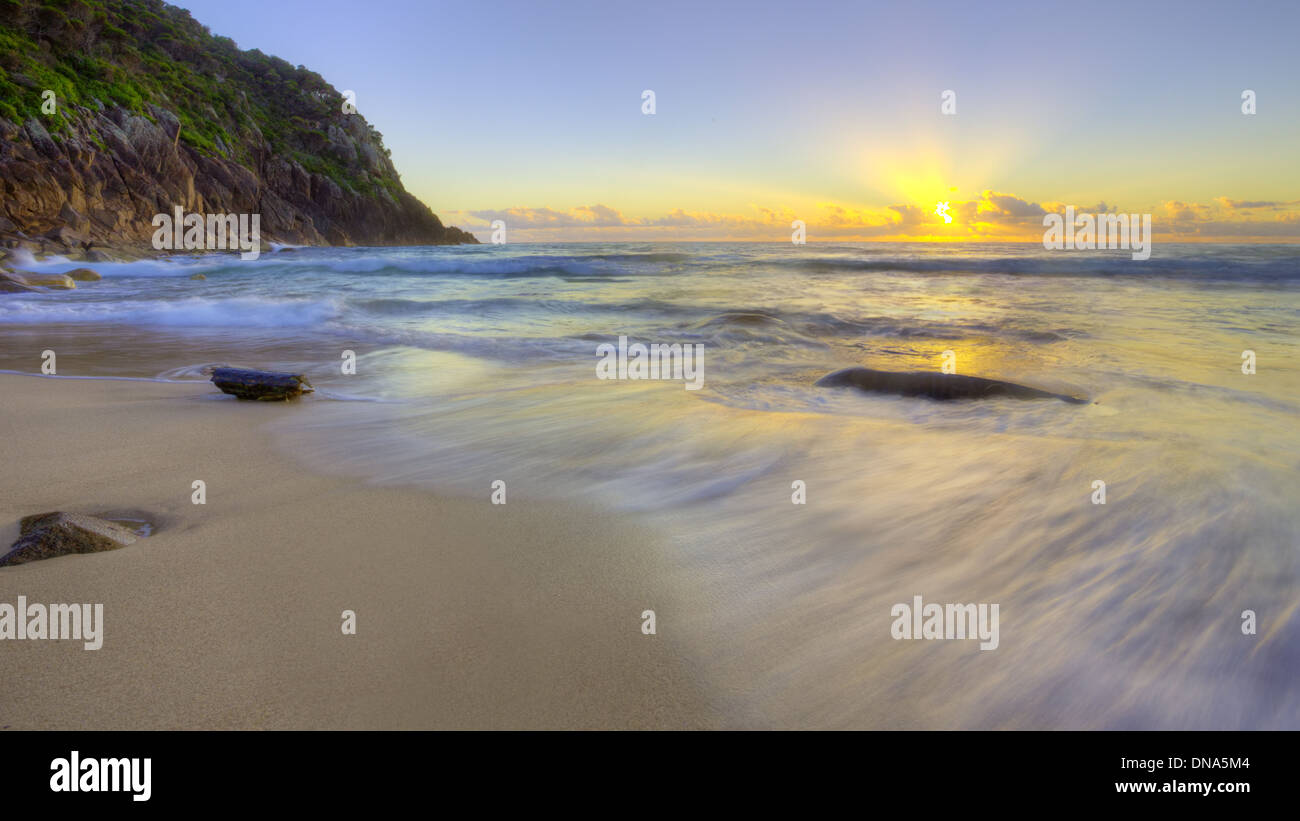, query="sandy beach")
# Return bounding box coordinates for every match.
[0,372,721,729]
